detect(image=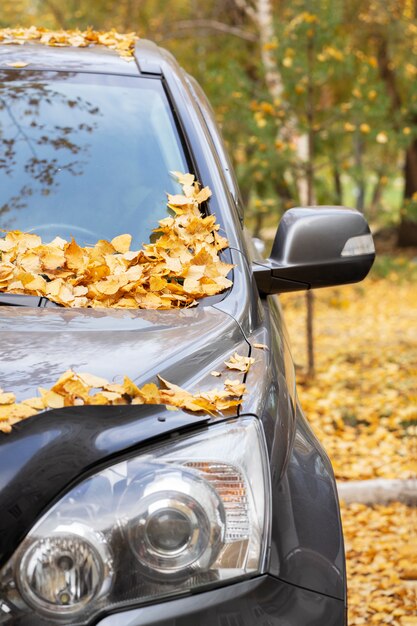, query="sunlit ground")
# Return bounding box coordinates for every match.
[280,274,416,481]
[280,265,417,624]
[341,502,416,625]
